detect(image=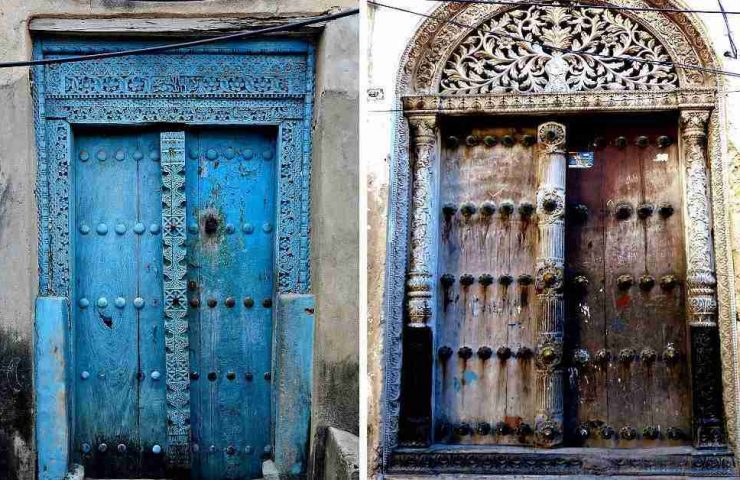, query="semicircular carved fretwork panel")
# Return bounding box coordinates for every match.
[440,6,680,94]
